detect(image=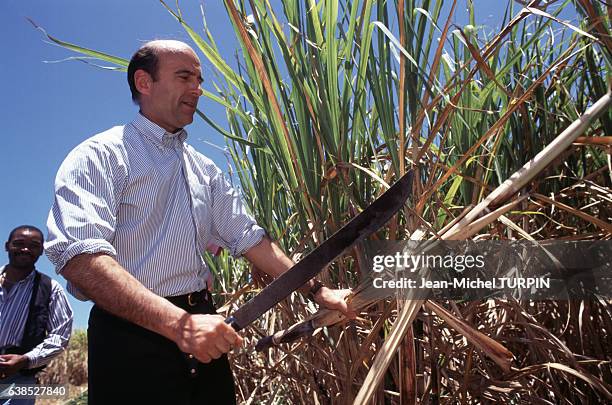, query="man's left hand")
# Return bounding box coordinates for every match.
[0,354,29,379]
[313,287,357,319]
